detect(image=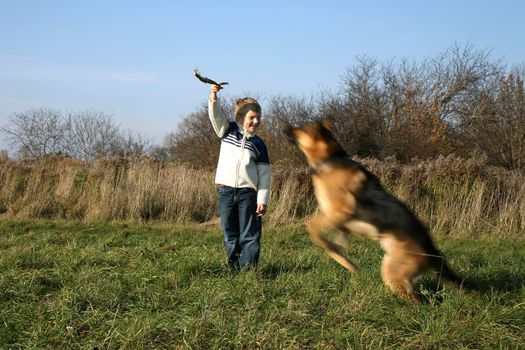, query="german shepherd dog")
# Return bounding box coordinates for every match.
[286,119,464,302]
